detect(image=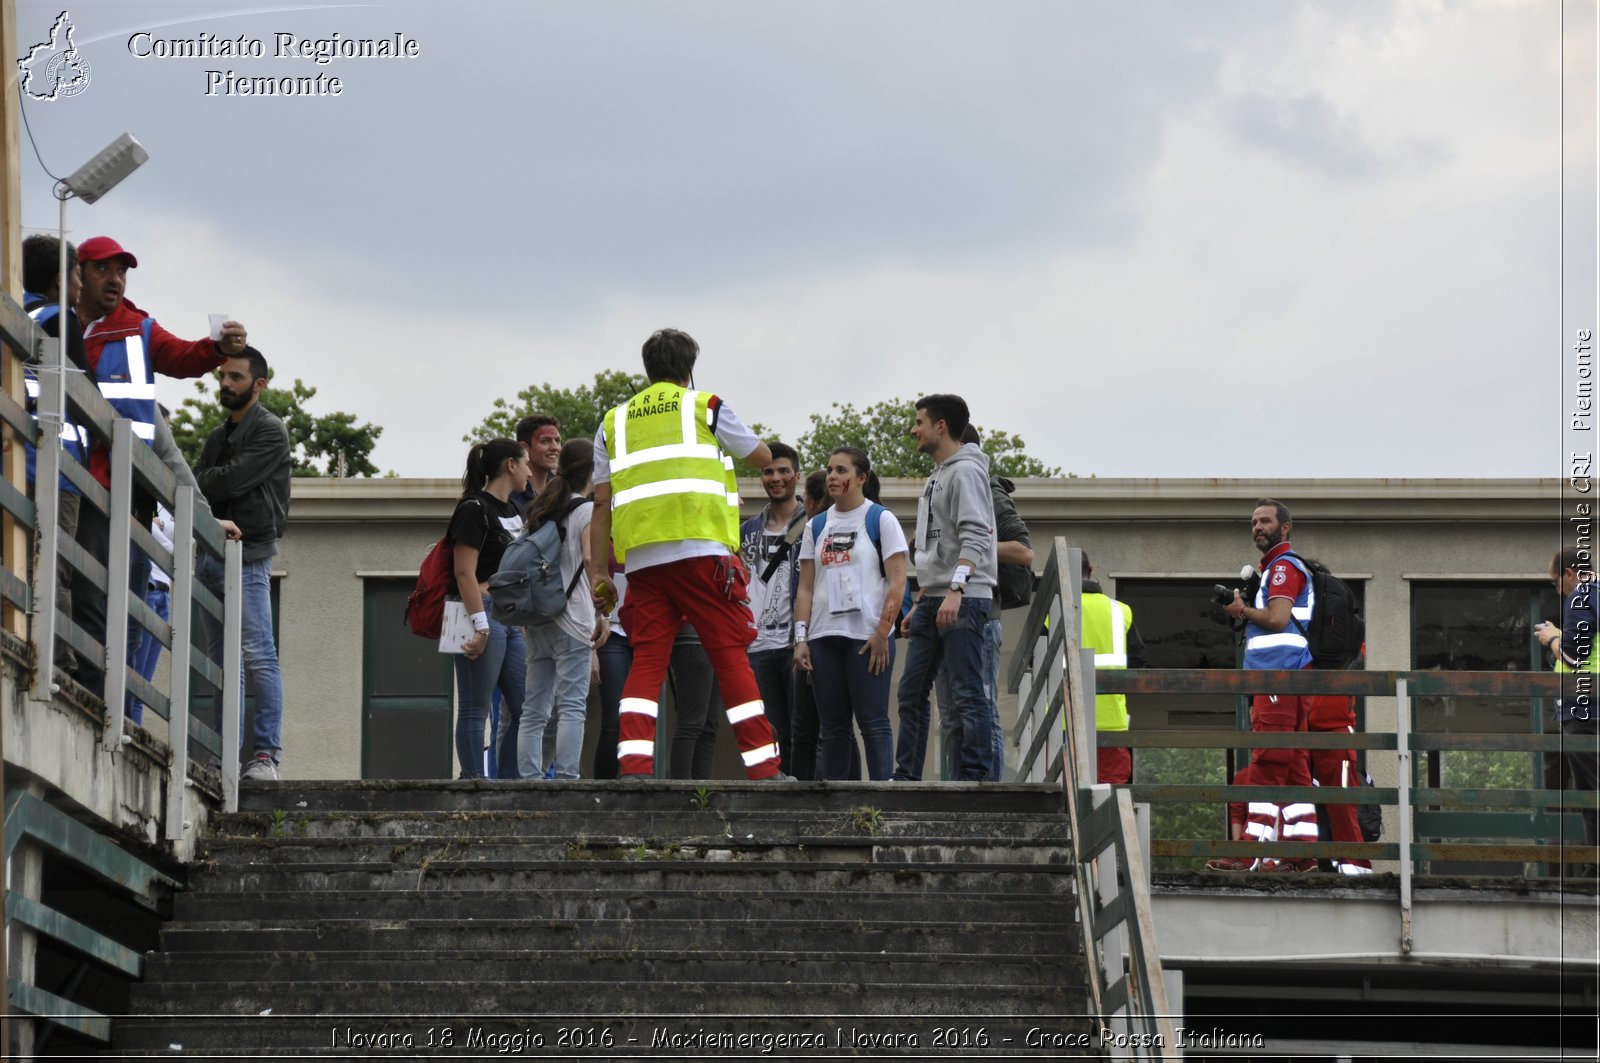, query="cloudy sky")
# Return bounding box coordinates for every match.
[13,0,1592,479]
